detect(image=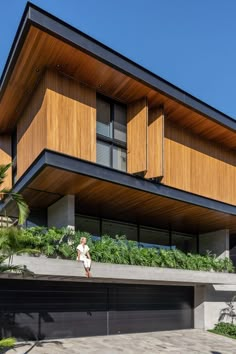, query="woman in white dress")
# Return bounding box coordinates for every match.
[77,237,92,277]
